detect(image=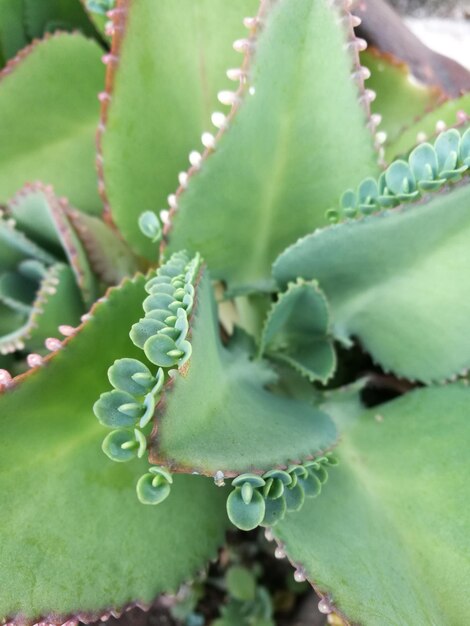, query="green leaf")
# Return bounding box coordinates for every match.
[0,274,228,620]
[148,266,337,475]
[0,33,105,214]
[65,206,141,284]
[0,263,84,356]
[167,0,378,289]
[259,280,336,383]
[24,0,97,39]
[226,566,256,602]
[100,0,258,257]
[274,384,470,625]
[0,0,28,63]
[386,92,470,161]
[362,49,442,146]
[273,182,470,382]
[9,184,100,305]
